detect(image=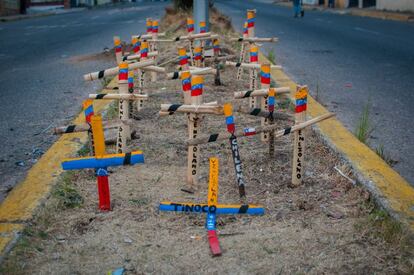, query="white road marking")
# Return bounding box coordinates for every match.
[354,27,380,35]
